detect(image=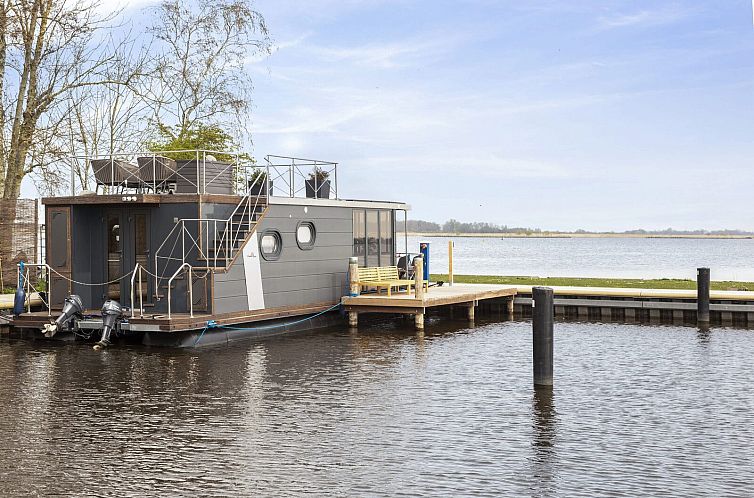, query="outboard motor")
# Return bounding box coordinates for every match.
[93,300,122,351]
[42,294,84,338]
